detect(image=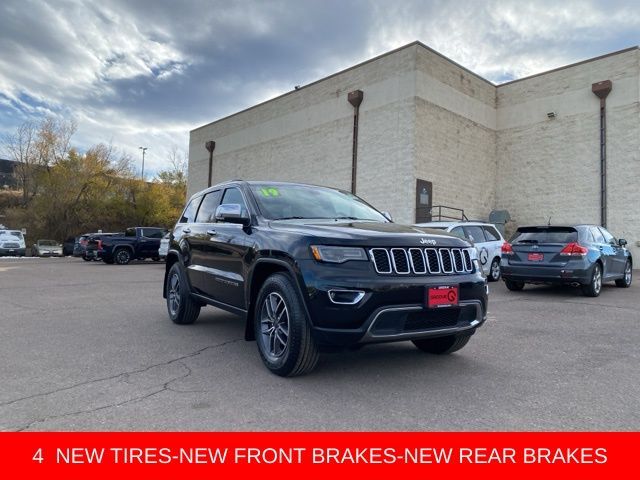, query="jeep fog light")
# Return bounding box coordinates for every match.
[328,289,365,305]
[310,245,367,263]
